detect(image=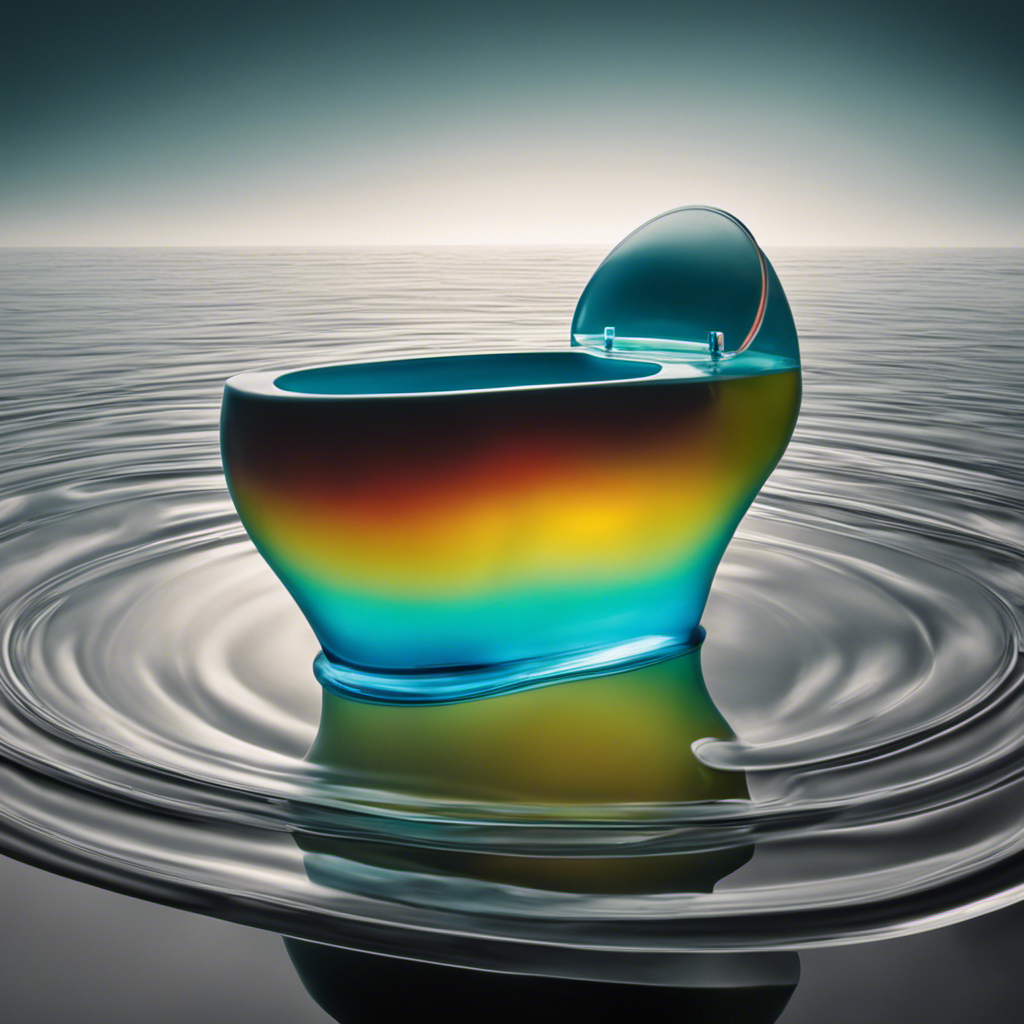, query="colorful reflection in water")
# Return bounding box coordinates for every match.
[303,647,751,894]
